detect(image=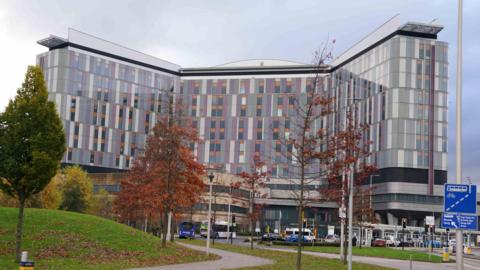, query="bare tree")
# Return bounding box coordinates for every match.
[271,39,336,270]
[237,154,268,249]
[325,107,377,261]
